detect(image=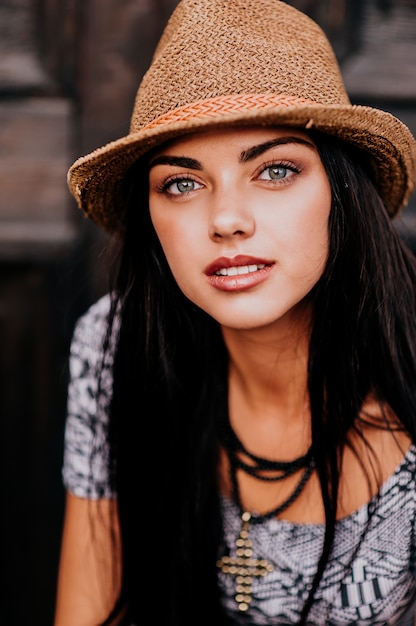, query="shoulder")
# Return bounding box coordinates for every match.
[69,293,119,377]
[76,291,112,328]
[396,444,416,491]
[368,444,416,532]
[63,293,117,499]
[71,293,113,354]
